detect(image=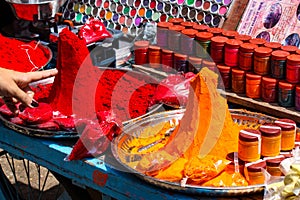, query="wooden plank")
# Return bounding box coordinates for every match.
[225,90,300,123]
